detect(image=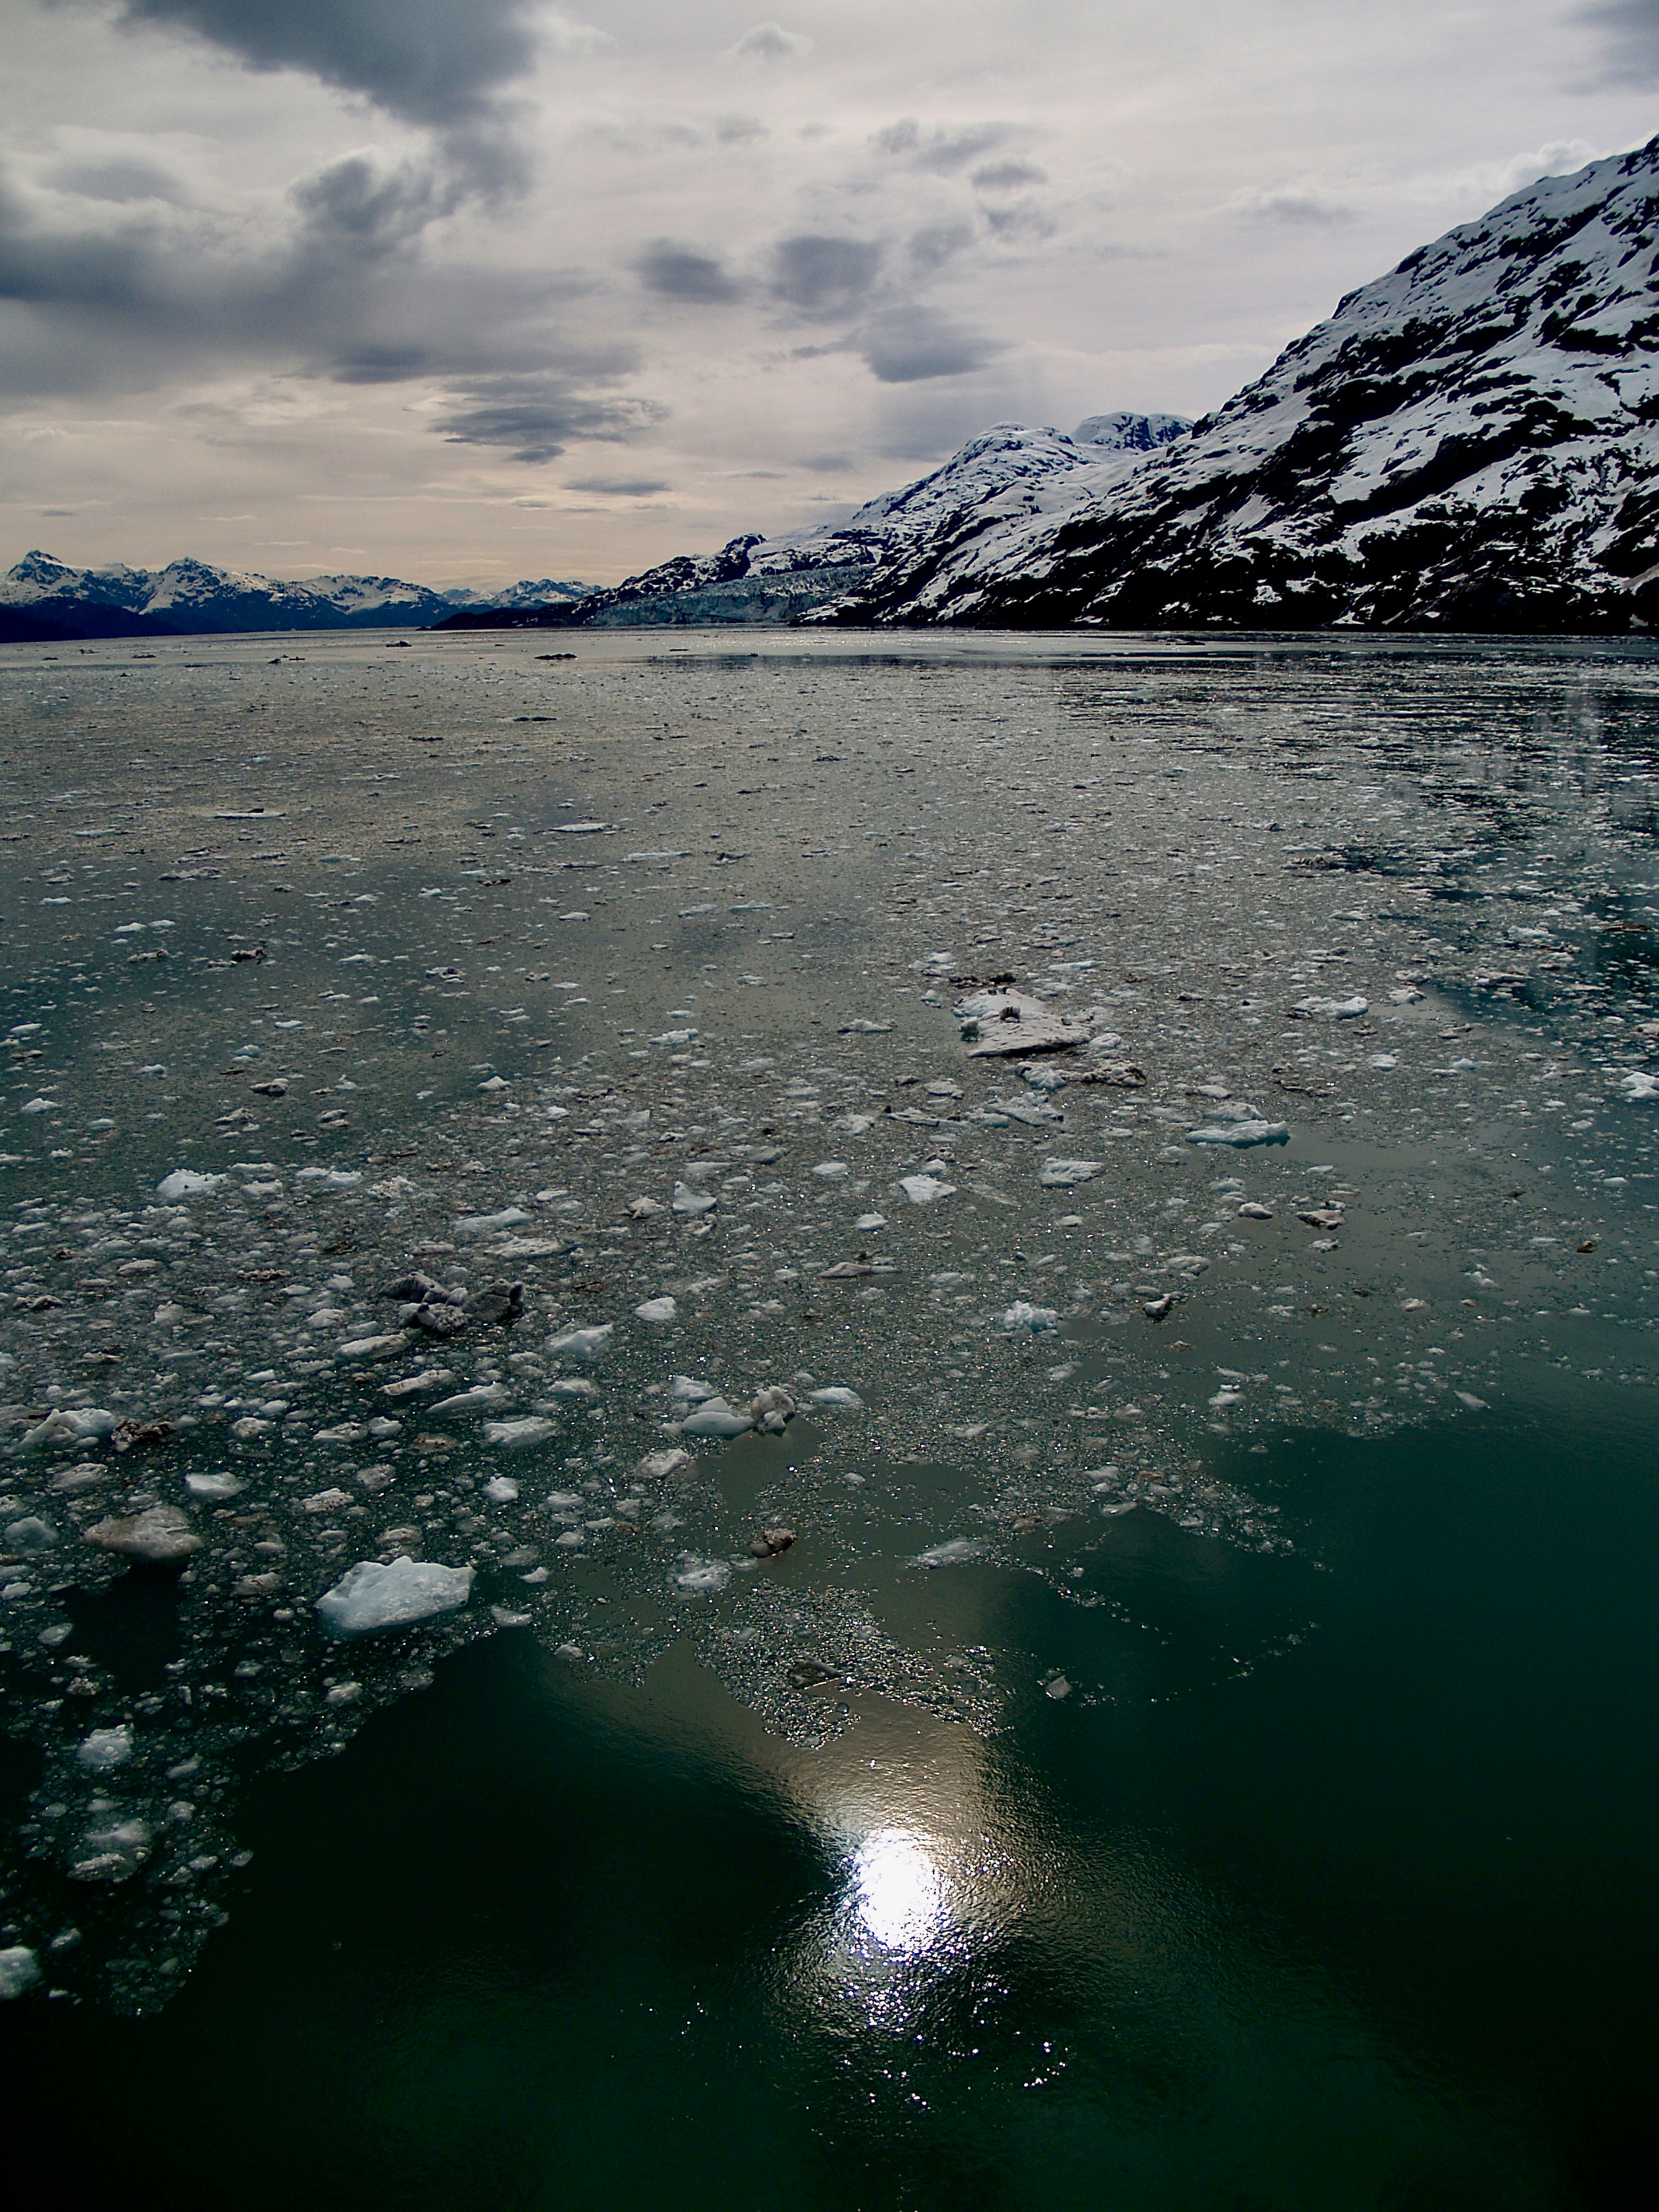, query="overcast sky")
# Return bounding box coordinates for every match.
[3,1,1658,586]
